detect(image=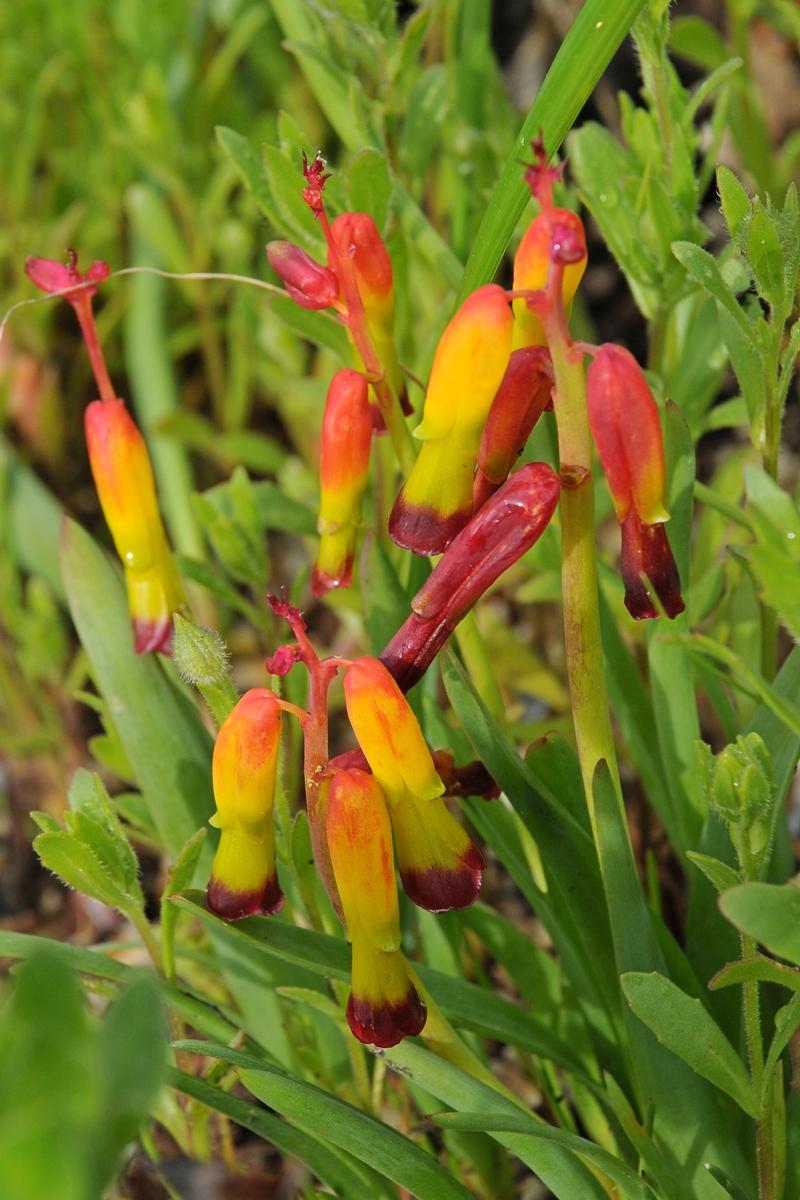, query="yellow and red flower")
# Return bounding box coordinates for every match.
[312,369,373,597]
[207,689,284,920]
[327,767,426,1046]
[343,657,485,911]
[512,209,586,349]
[388,284,513,555]
[586,344,684,620]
